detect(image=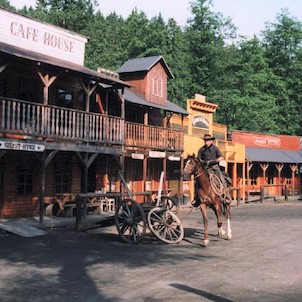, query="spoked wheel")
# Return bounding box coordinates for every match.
[159,195,179,213]
[147,207,184,244]
[209,173,224,196]
[115,199,147,244]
